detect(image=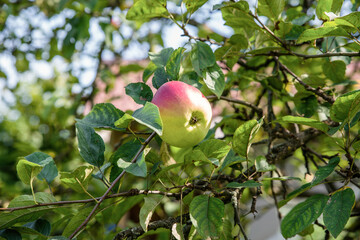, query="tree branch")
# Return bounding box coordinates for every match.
[0,189,185,212]
[207,95,263,118]
[277,61,335,104]
[249,51,360,59]
[113,213,190,240]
